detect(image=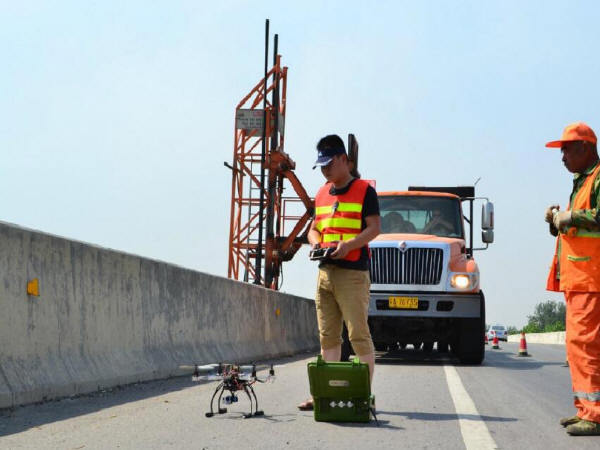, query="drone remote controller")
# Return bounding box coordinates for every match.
[309,247,334,261]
